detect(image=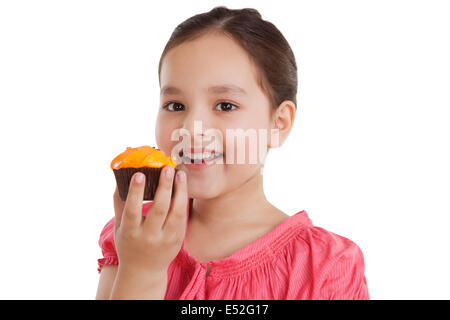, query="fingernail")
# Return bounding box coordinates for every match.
[177,170,185,182]
[165,166,174,178]
[135,172,144,183]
